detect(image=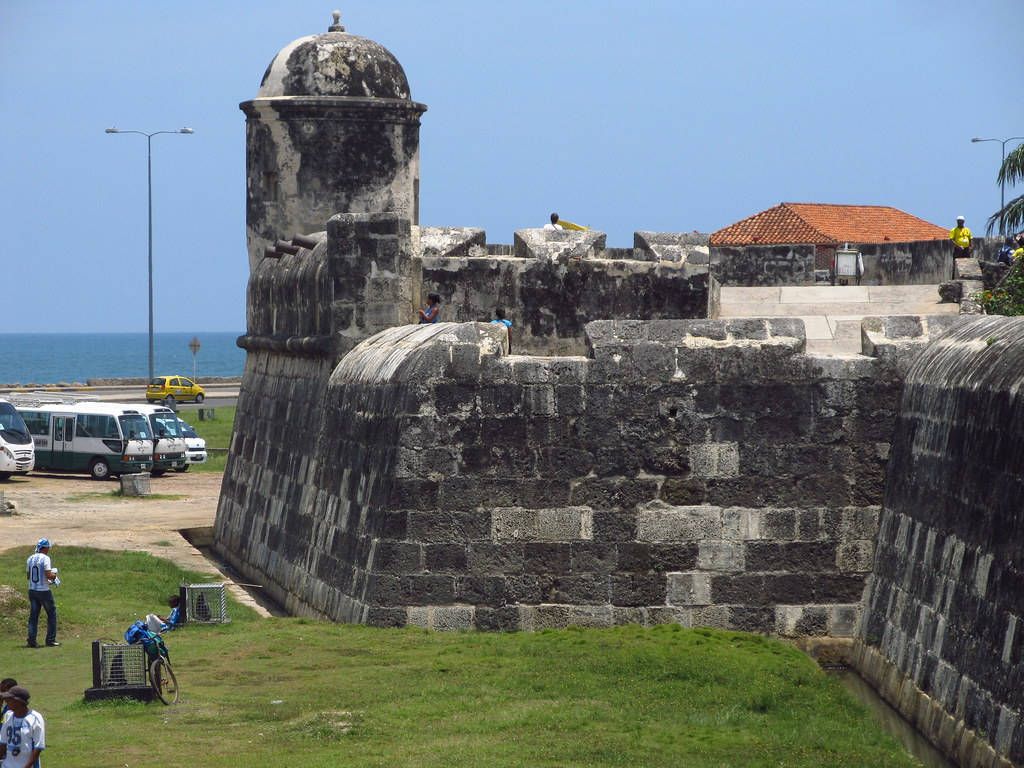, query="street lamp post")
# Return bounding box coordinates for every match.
[105,127,194,380]
[971,135,1024,236]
